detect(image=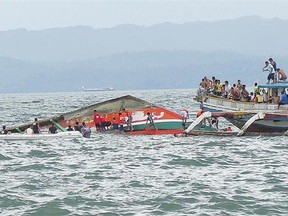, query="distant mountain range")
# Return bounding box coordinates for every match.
[0,16,287,93]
